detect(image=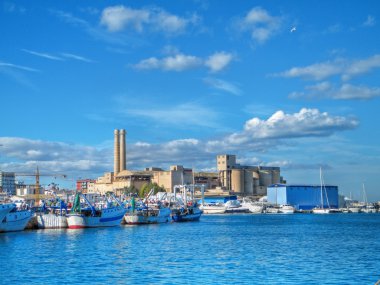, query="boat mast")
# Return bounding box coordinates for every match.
[320,167,324,209]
